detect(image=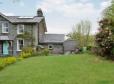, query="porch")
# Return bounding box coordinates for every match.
[0,35,14,56]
